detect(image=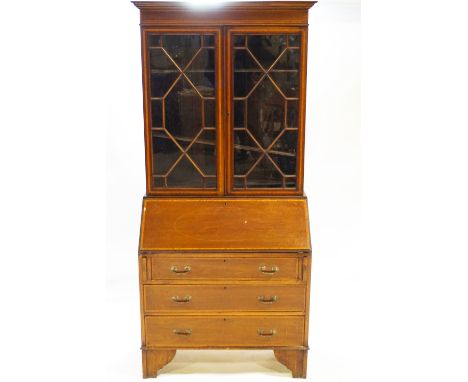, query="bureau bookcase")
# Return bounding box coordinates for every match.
[133,1,316,378]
